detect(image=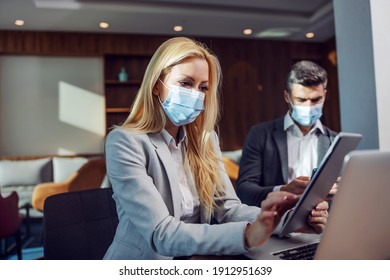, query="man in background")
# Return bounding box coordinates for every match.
[236,60,337,206]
